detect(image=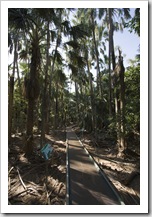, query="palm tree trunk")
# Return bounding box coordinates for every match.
[114,51,126,157]
[108,46,112,115]
[8,76,14,144]
[75,81,80,124]
[91,10,102,99]
[25,98,35,155]
[41,21,50,146]
[114,85,121,145]
[16,57,22,94]
[54,82,59,129]
[48,14,62,127]
[8,41,17,144]
[86,59,95,131]
[108,8,116,115]
[25,28,40,155]
[60,90,65,126]
[119,54,125,154]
